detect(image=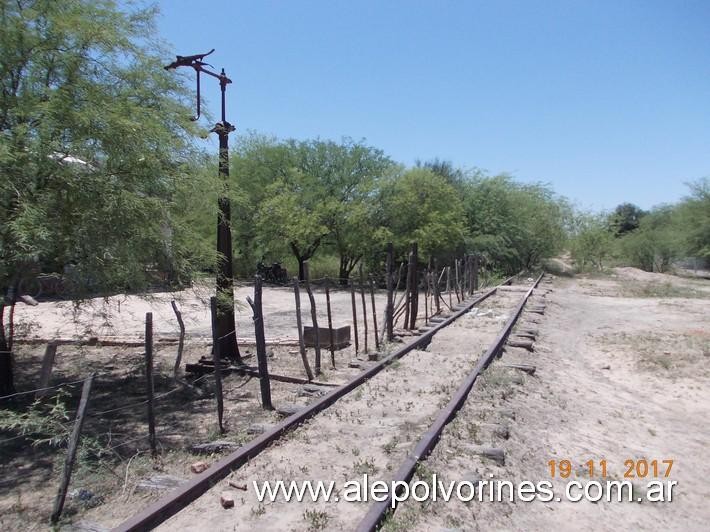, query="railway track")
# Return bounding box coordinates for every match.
[356,272,545,530]
[114,273,545,531]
